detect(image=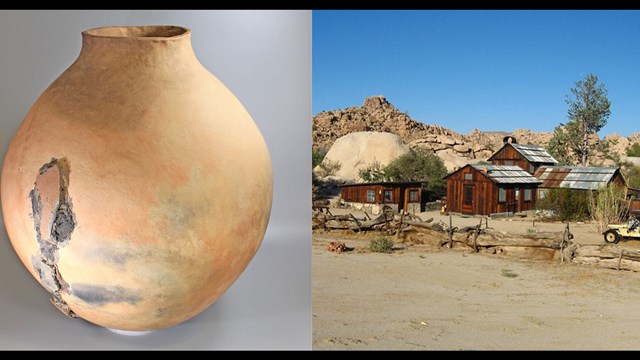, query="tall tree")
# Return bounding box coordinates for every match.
[547,74,611,166]
[359,149,448,200]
